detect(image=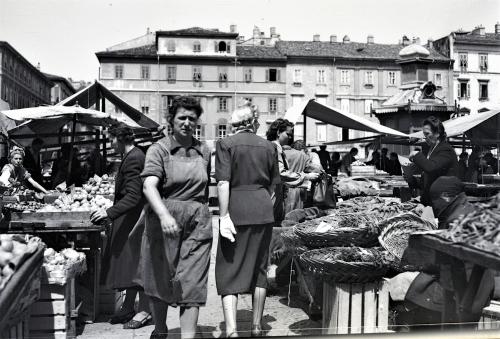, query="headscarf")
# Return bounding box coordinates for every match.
[429,176,465,217]
[9,146,25,159]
